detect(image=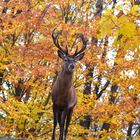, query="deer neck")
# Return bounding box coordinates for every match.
[59,68,73,89]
